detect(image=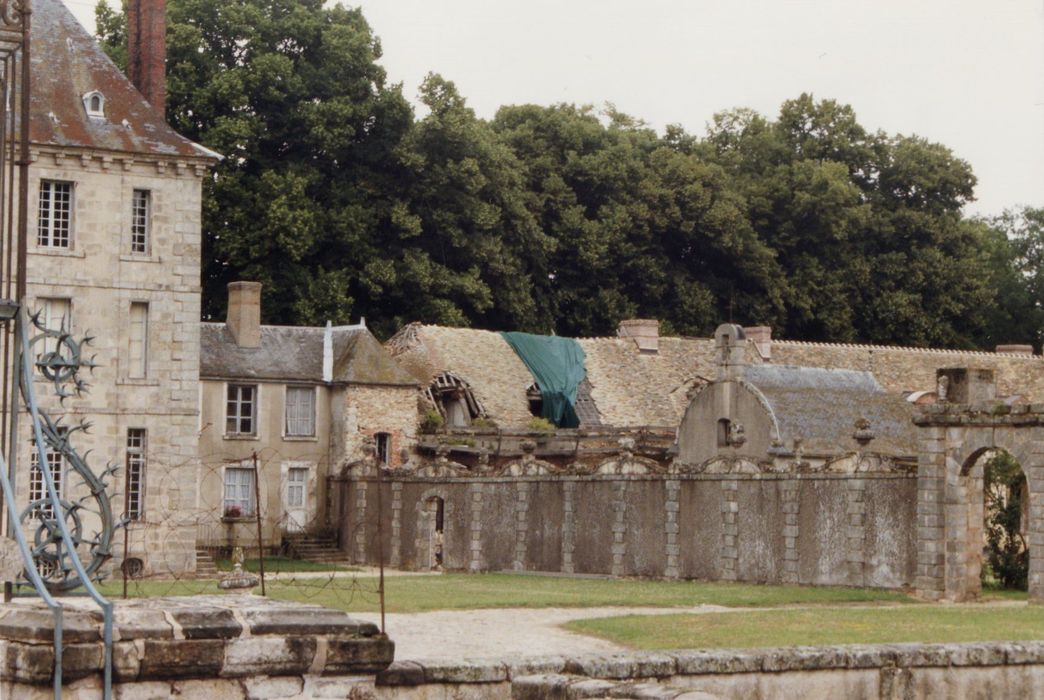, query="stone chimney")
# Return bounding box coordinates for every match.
[127,0,167,111]
[226,281,261,348]
[618,319,659,354]
[744,326,772,360]
[935,368,995,404]
[995,344,1034,355]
